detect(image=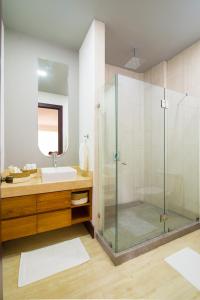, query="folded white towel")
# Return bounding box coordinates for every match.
[79,142,89,171]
